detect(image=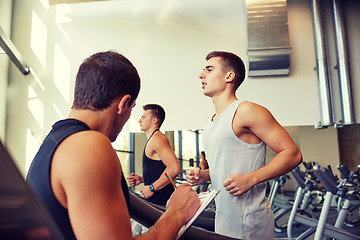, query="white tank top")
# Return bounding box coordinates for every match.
[203,100,274,239]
